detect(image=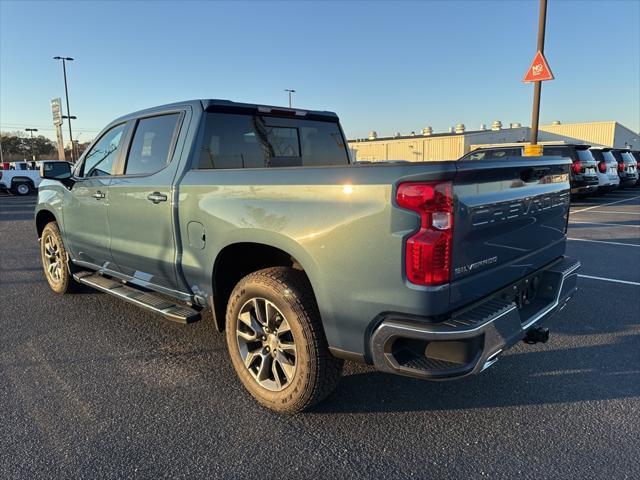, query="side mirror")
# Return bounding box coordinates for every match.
[40,161,72,180]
